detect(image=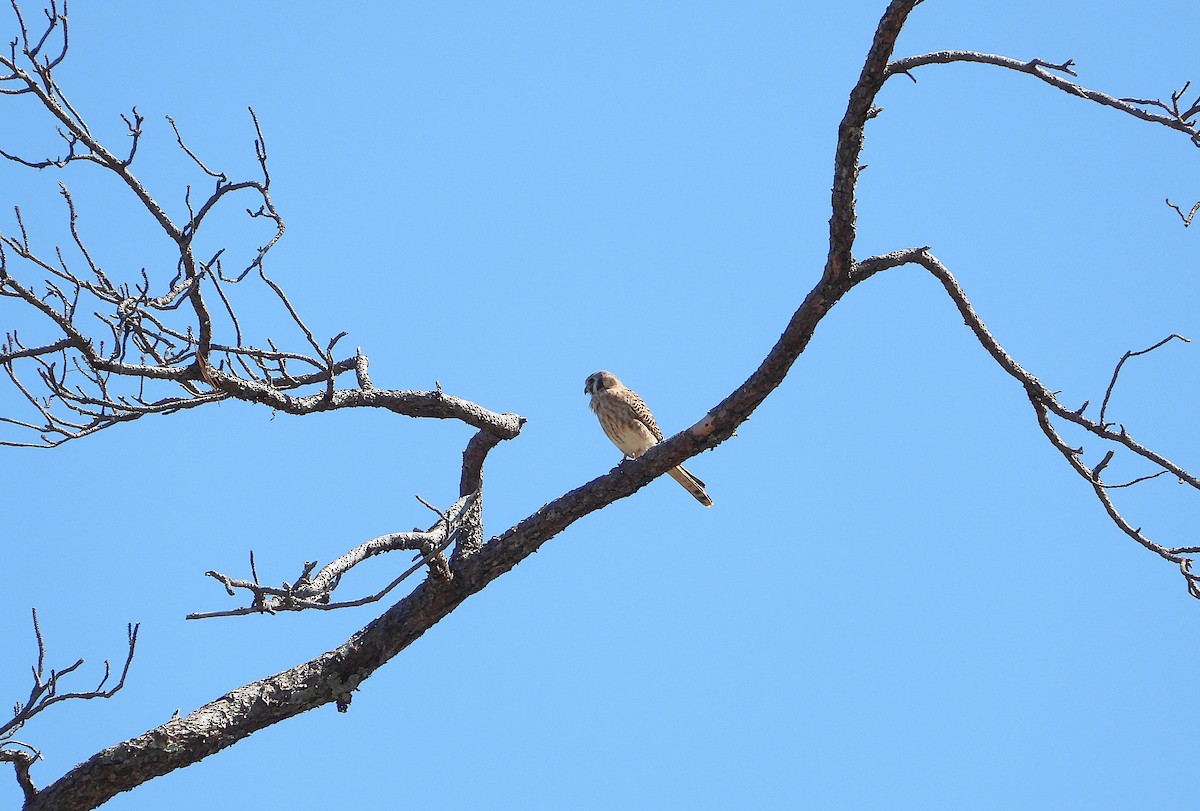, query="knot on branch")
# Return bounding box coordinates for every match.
[1027,57,1077,77]
[328,671,364,713]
